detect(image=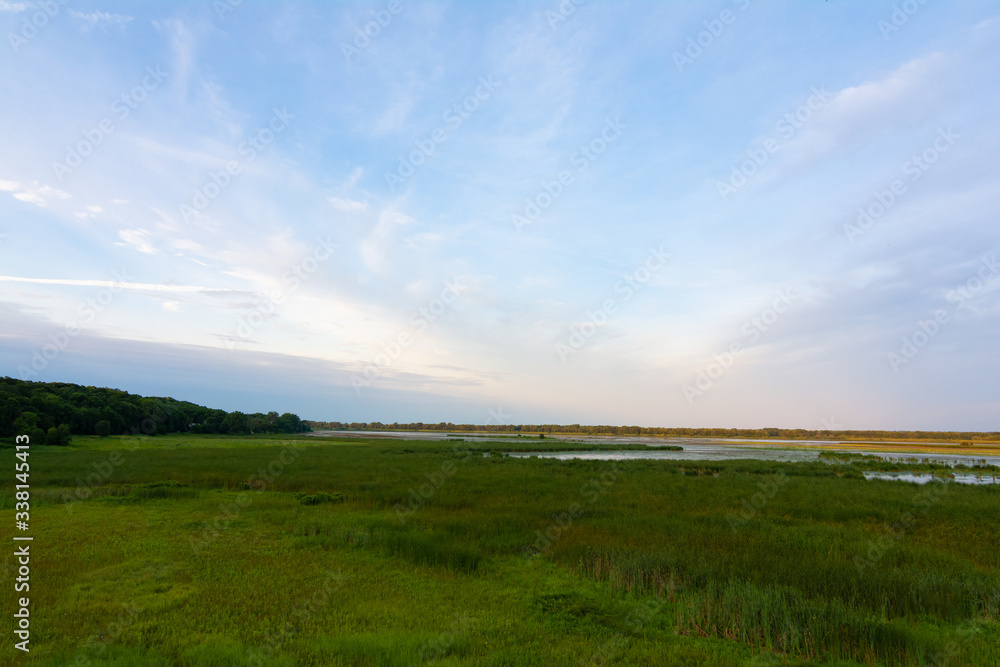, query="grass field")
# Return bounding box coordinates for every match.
[3,434,998,666]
